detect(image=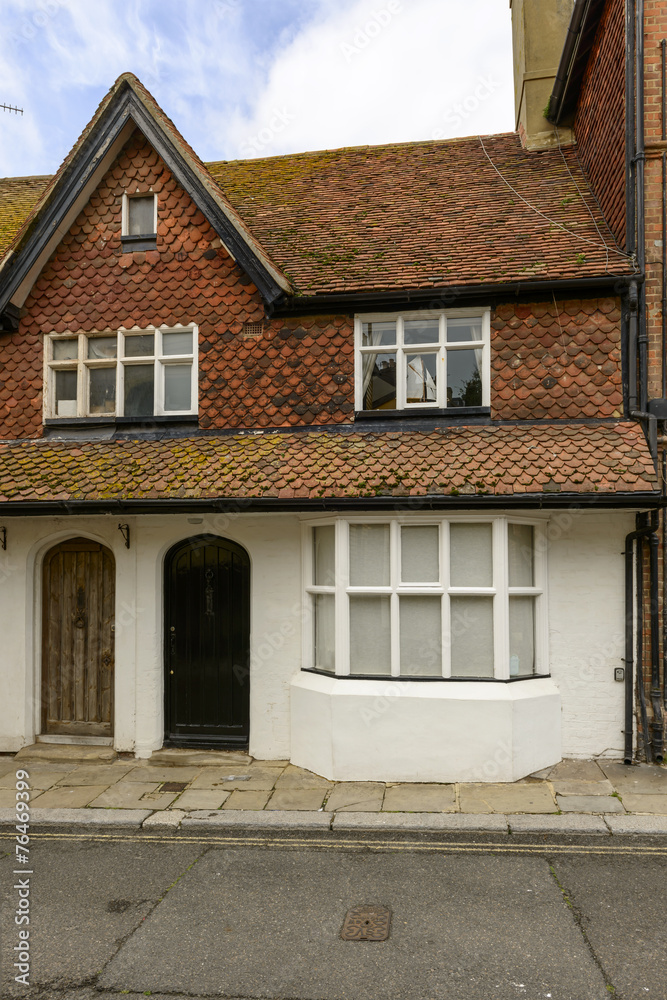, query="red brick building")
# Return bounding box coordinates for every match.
[0,3,663,778]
